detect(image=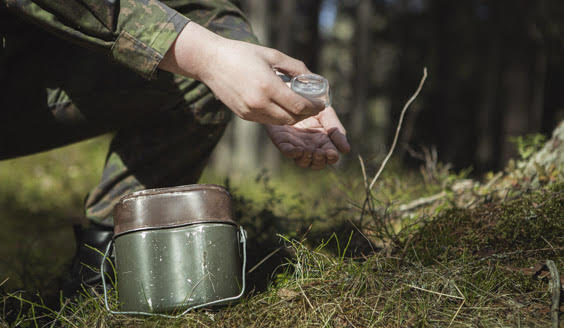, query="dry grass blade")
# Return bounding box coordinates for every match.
[49,300,69,328]
[447,282,466,327]
[405,284,464,300]
[345,218,375,253]
[369,68,428,190]
[297,283,314,310]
